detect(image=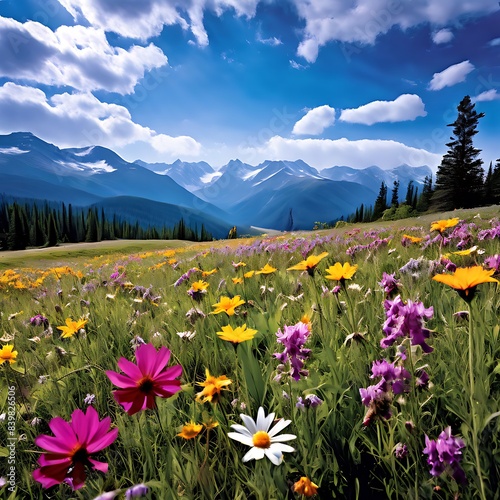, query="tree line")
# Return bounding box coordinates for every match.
[0,201,213,251]
[349,95,500,223]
